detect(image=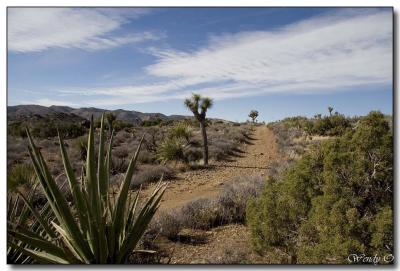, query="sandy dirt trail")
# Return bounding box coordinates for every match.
[143,125,279,210]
